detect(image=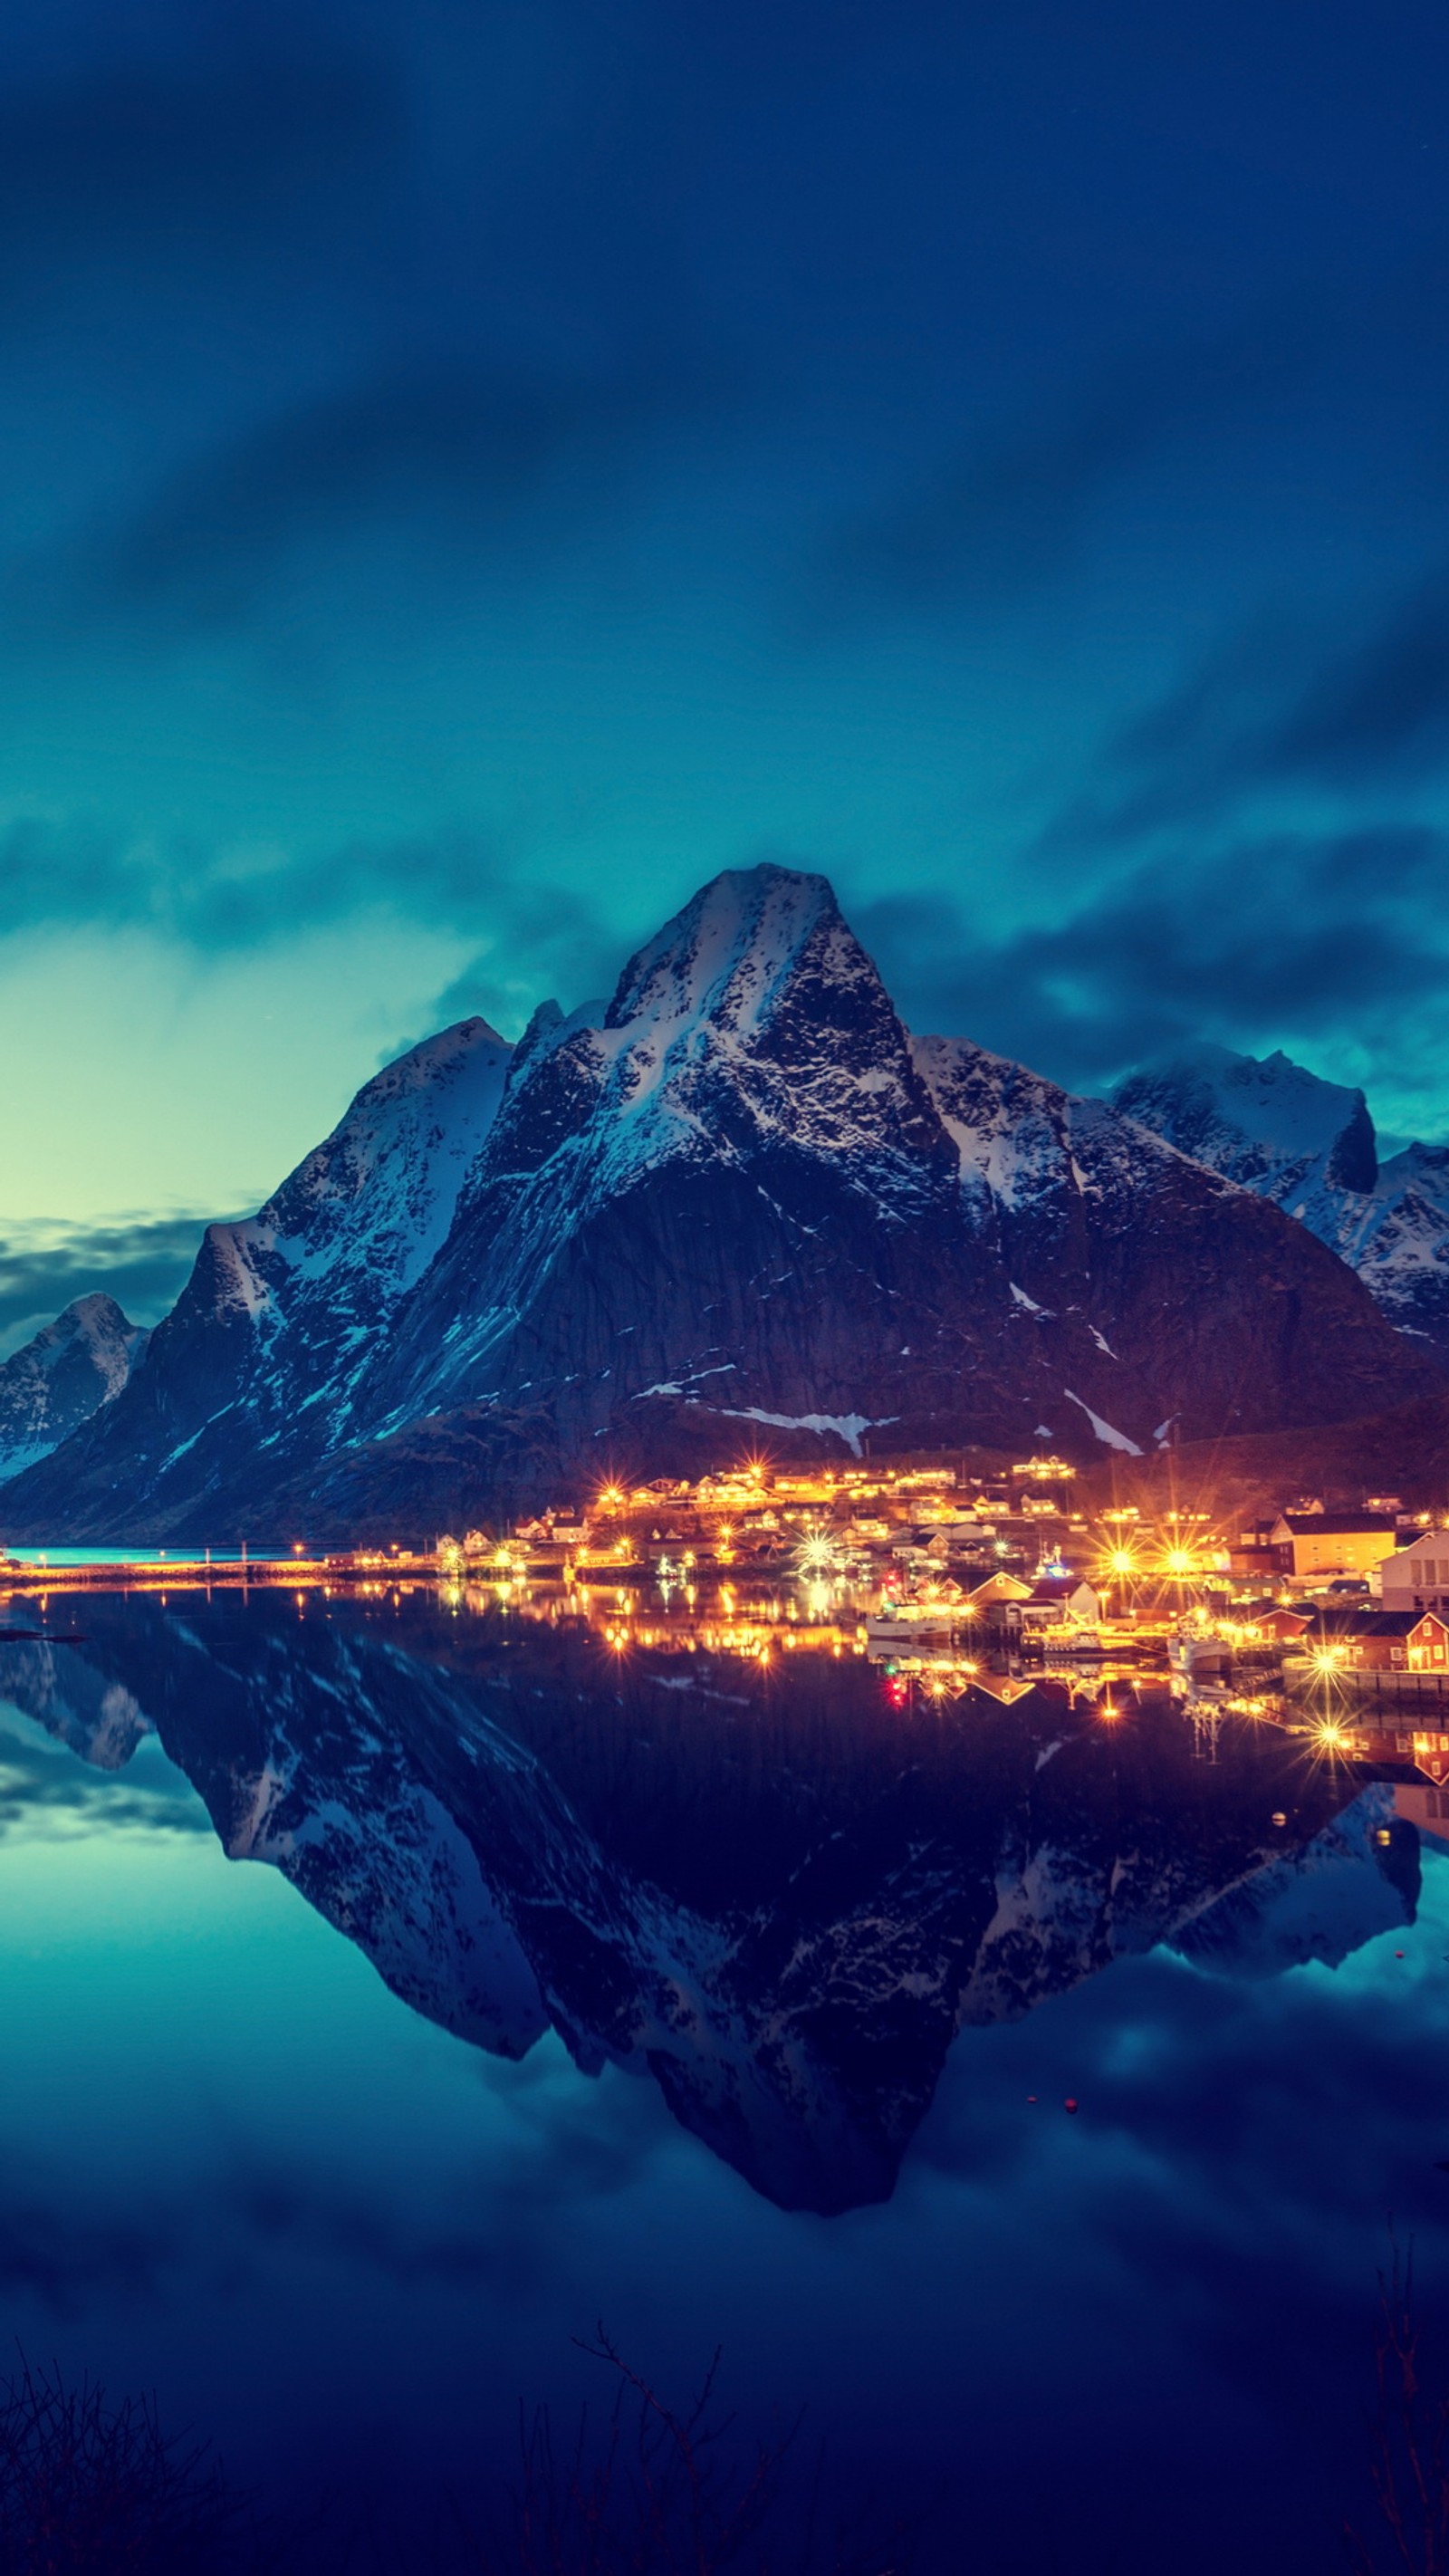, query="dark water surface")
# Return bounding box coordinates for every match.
[1,1588,1445,2571]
